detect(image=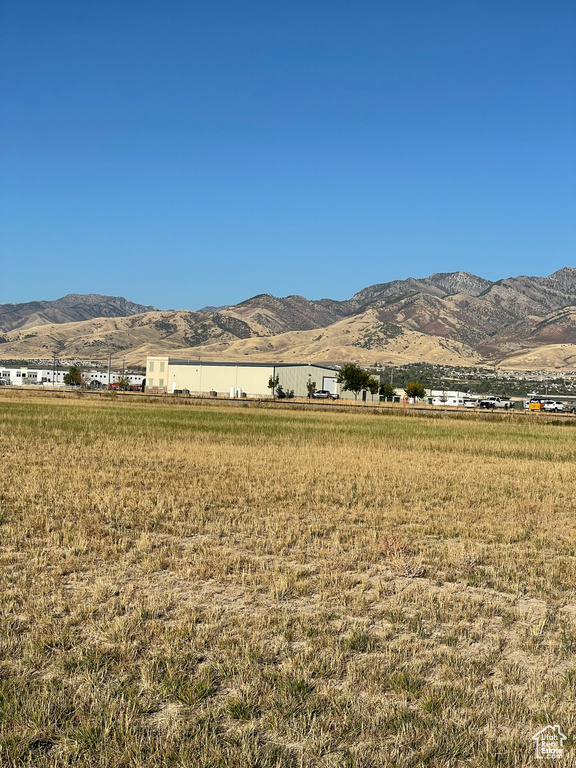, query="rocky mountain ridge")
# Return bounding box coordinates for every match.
[1,268,575,369]
[0,294,157,333]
